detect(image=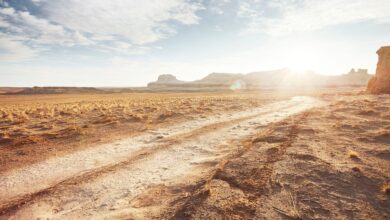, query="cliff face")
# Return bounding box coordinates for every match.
[147,74,184,88]
[368,46,390,94]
